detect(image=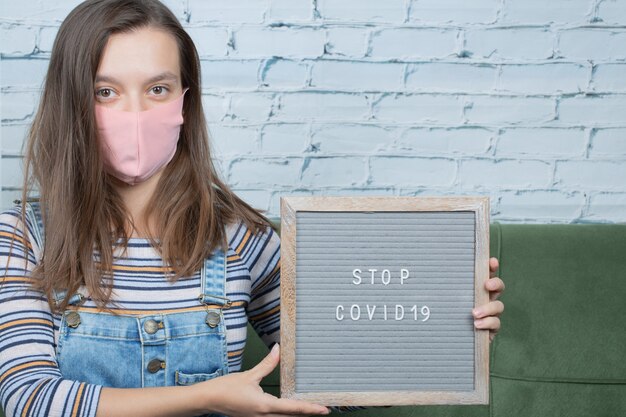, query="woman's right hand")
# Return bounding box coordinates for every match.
[196,344,331,417]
